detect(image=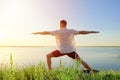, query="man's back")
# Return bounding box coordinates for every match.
[50,28,79,53]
